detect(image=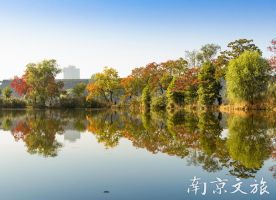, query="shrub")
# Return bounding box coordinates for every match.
[59,97,82,108]
[59,96,106,108]
[0,98,27,108]
[86,99,107,108]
